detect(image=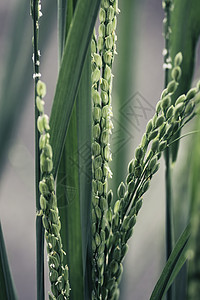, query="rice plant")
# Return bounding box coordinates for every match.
[1,0,200,300]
